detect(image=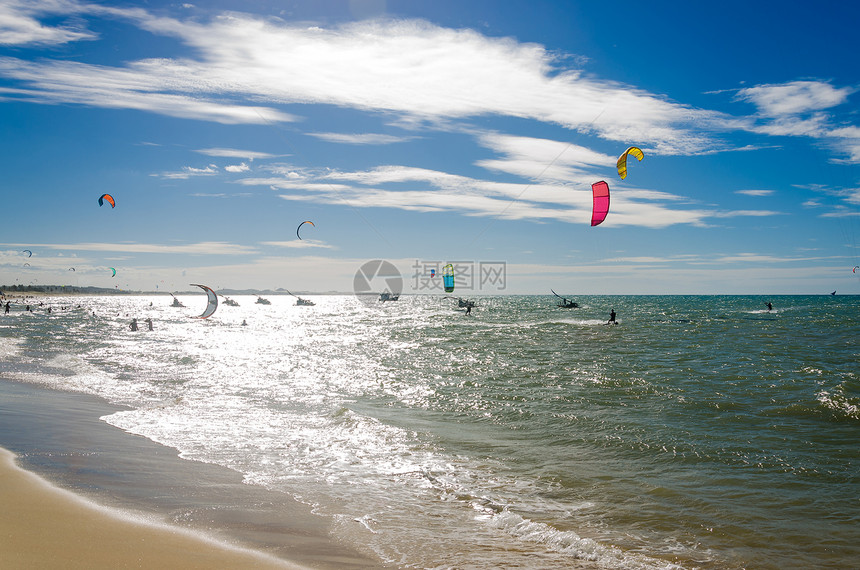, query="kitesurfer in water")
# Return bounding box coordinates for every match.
[608,309,617,325]
[145,318,153,331]
[129,318,138,331]
[766,302,773,311]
